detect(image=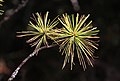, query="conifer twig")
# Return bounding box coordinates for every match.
[8,44,57,81]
